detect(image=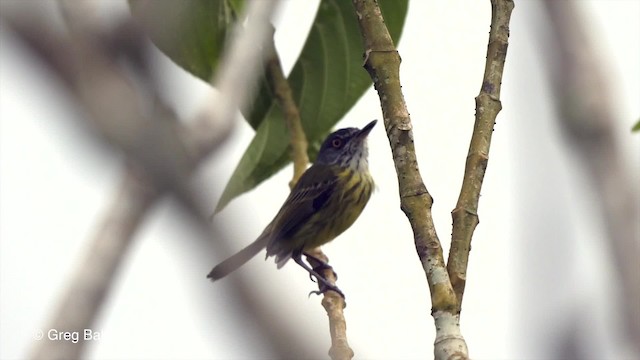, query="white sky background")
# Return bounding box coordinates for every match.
[1,0,639,359]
